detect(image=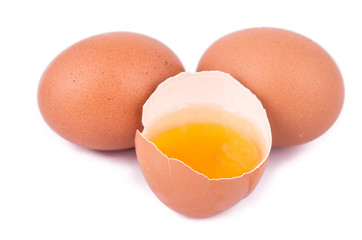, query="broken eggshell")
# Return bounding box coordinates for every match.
[135,71,272,218]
